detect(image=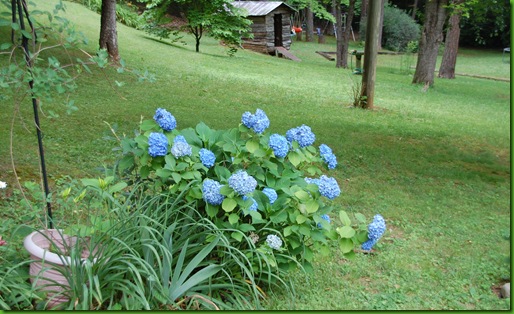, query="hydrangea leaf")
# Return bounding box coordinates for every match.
[294,190,310,202]
[195,122,212,141]
[339,238,354,253]
[355,213,367,224]
[305,200,319,213]
[228,213,239,225]
[205,204,218,218]
[253,148,267,158]
[238,224,255,232]
[336,226,356,238]
[288,151,301,167]
[222,198,237,212]
[171,172,181,183]
[296,215,307,224]
[339,210,352,226]
[246,140,259,153]
[231,232,243,242]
